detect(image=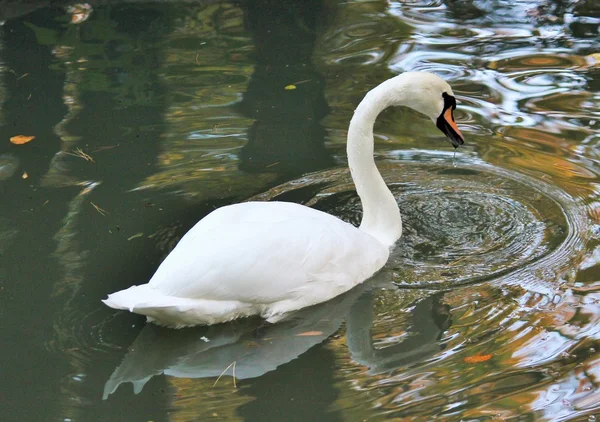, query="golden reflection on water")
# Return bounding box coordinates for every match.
[137,3,276,199]
[168,378,249,422]
[324,284,600,420]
